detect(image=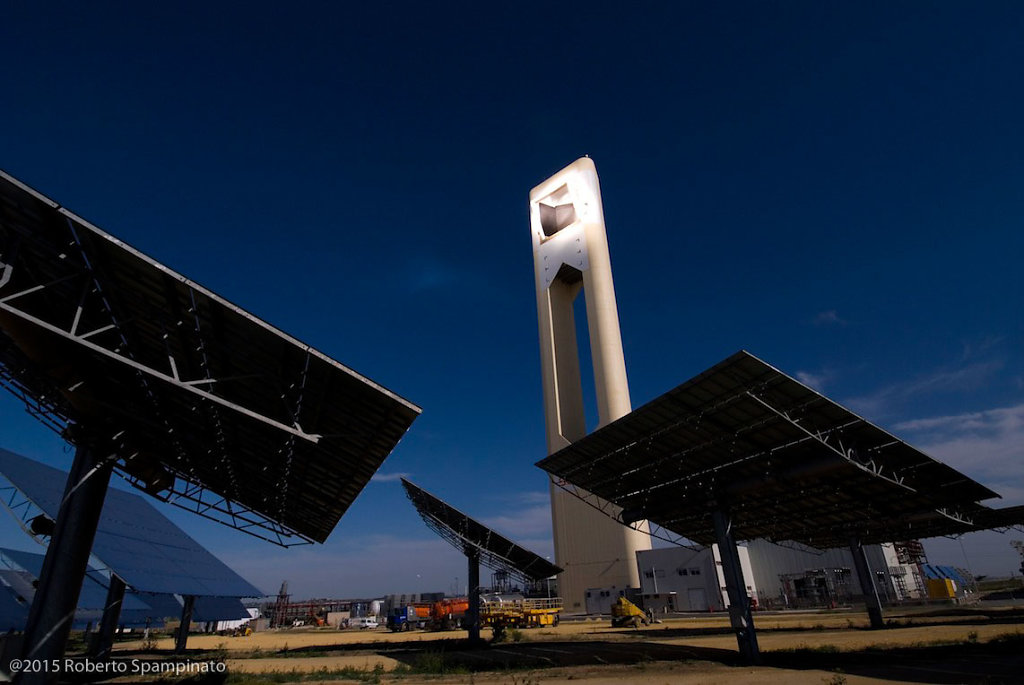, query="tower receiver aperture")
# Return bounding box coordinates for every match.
[538,185,578,237]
